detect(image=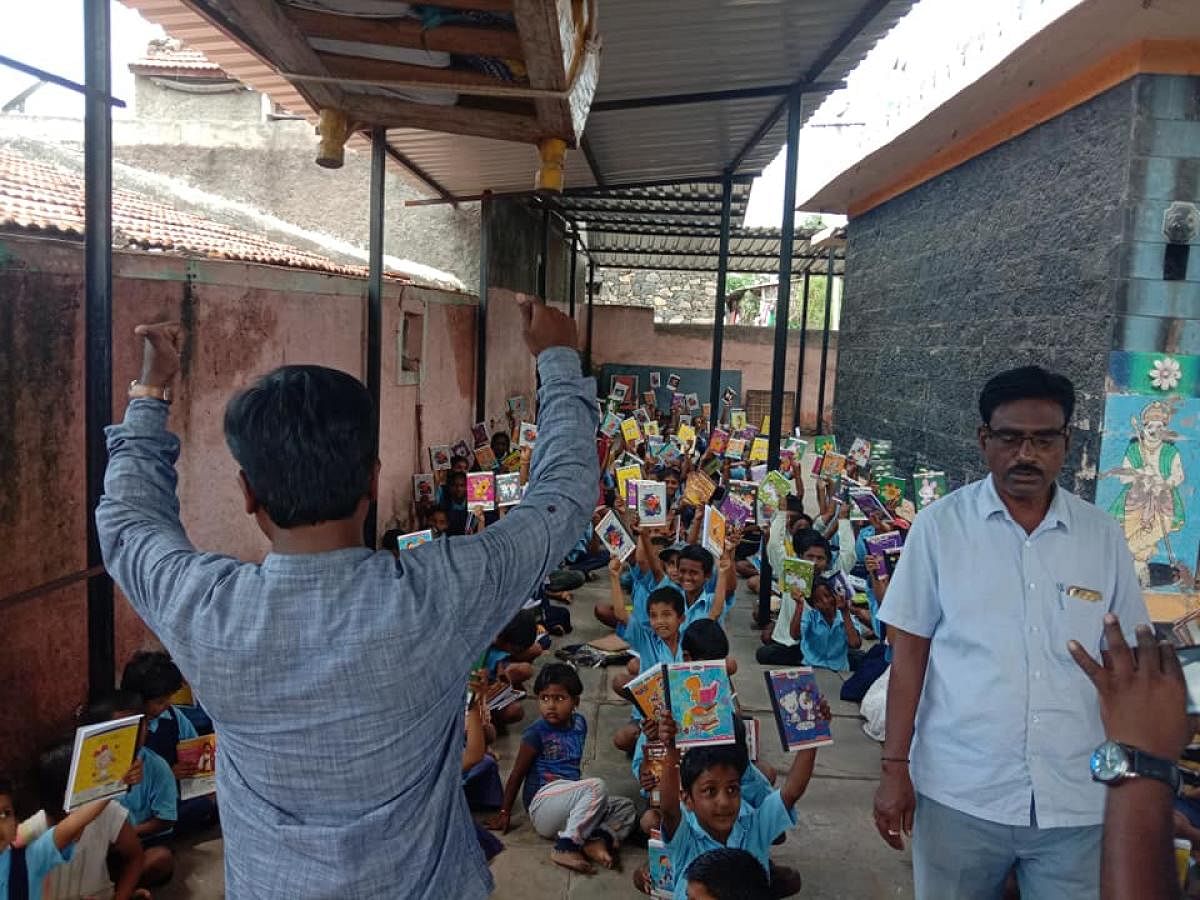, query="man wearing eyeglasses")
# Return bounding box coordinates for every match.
[872,366,1150,899]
